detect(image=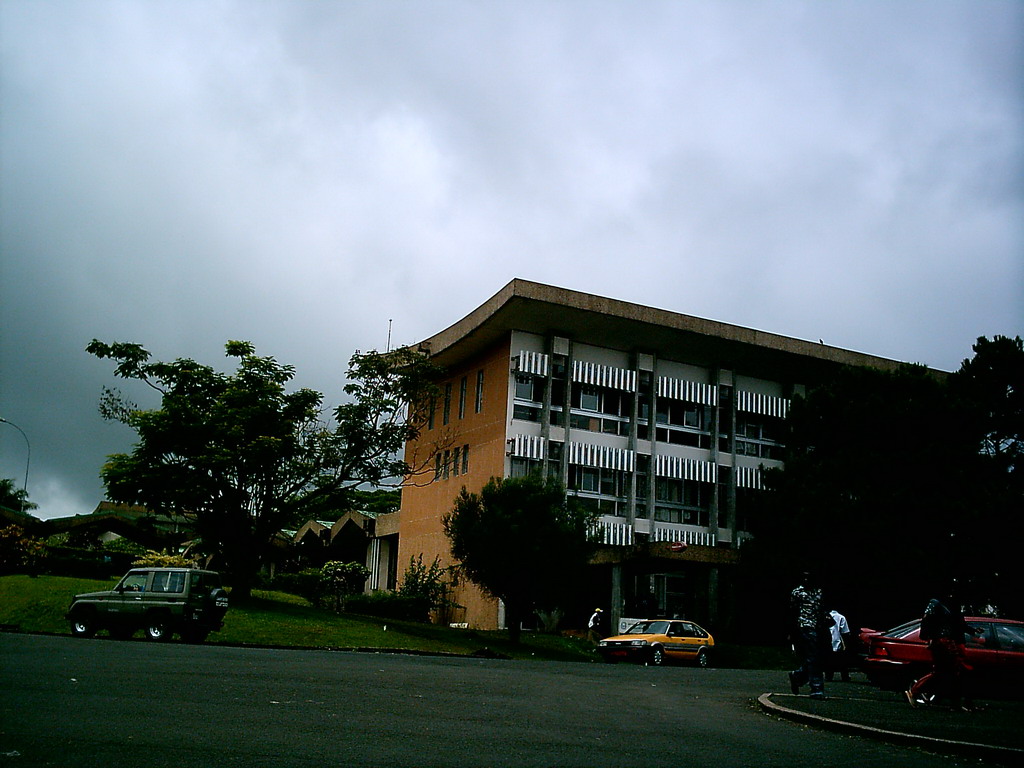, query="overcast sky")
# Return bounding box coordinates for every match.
[1,1,1021,521]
